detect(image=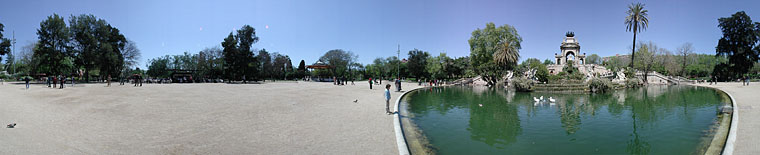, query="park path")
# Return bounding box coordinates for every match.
[697,82,760,155]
